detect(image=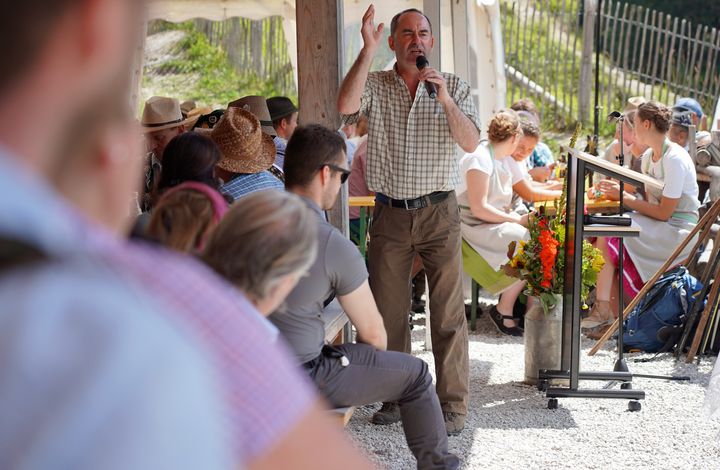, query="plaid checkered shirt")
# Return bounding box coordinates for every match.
[342,68,480,199]
[221,170,284,201]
